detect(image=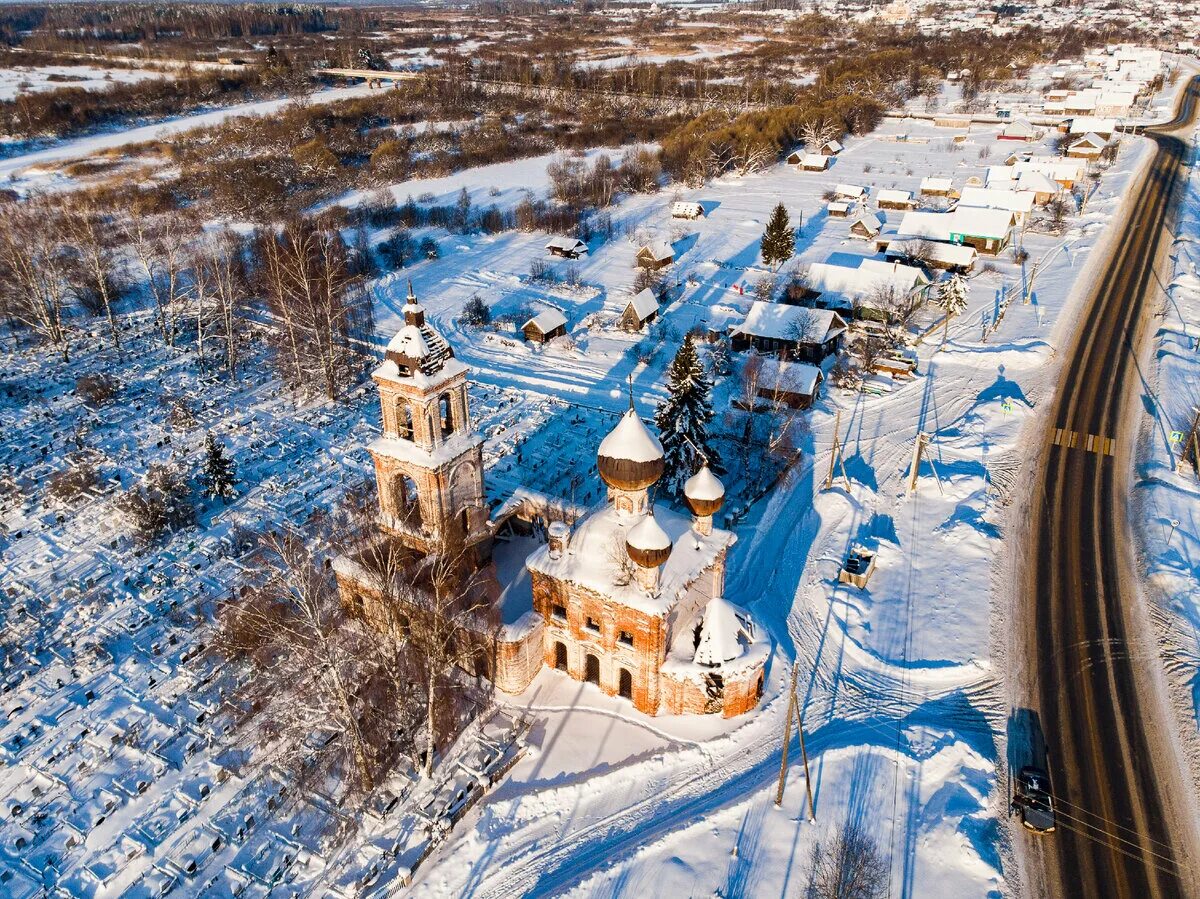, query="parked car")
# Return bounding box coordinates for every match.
[1013,766,1056,833]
